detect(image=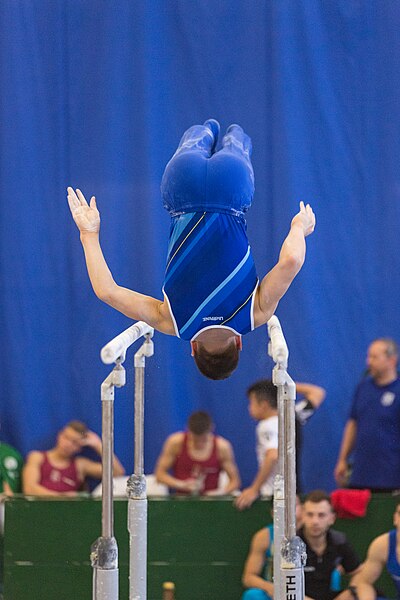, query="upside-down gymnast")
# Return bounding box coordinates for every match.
[67,119,315,380]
